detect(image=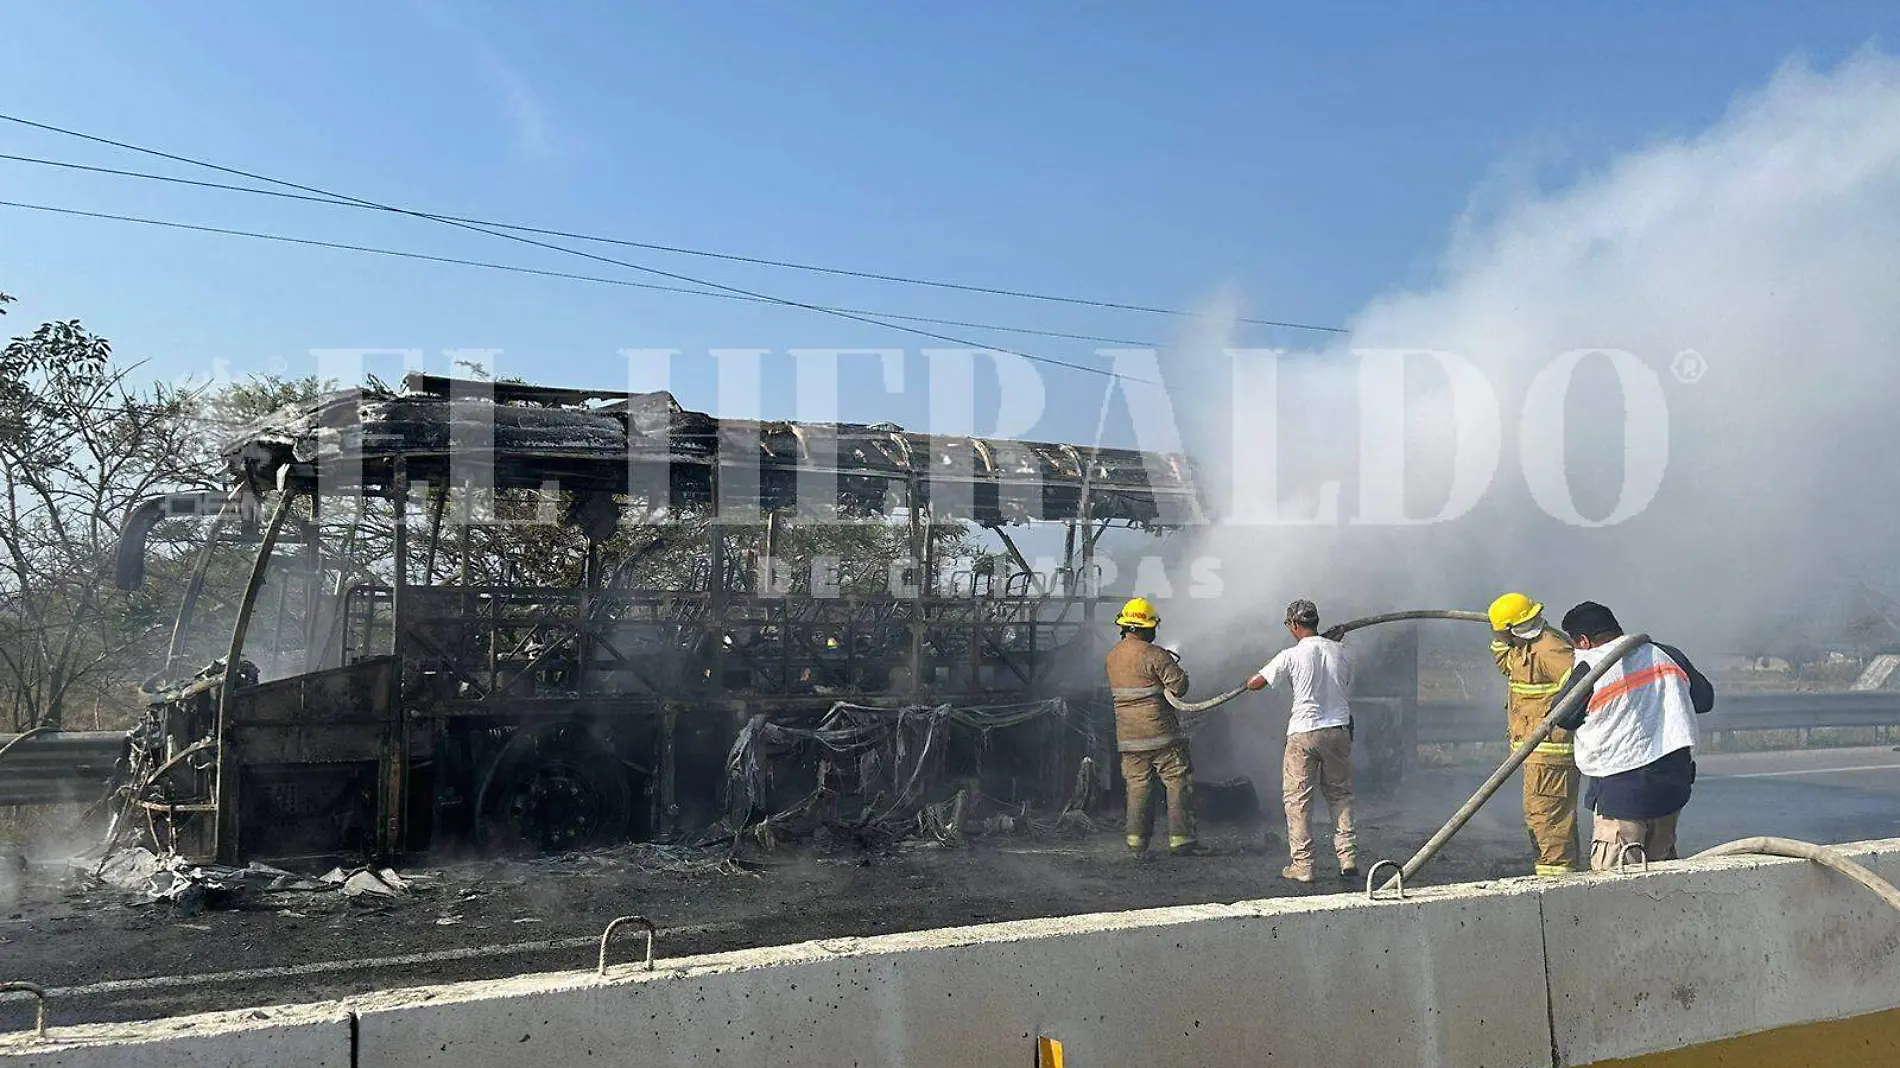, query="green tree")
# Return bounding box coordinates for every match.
[0,299,199,728]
